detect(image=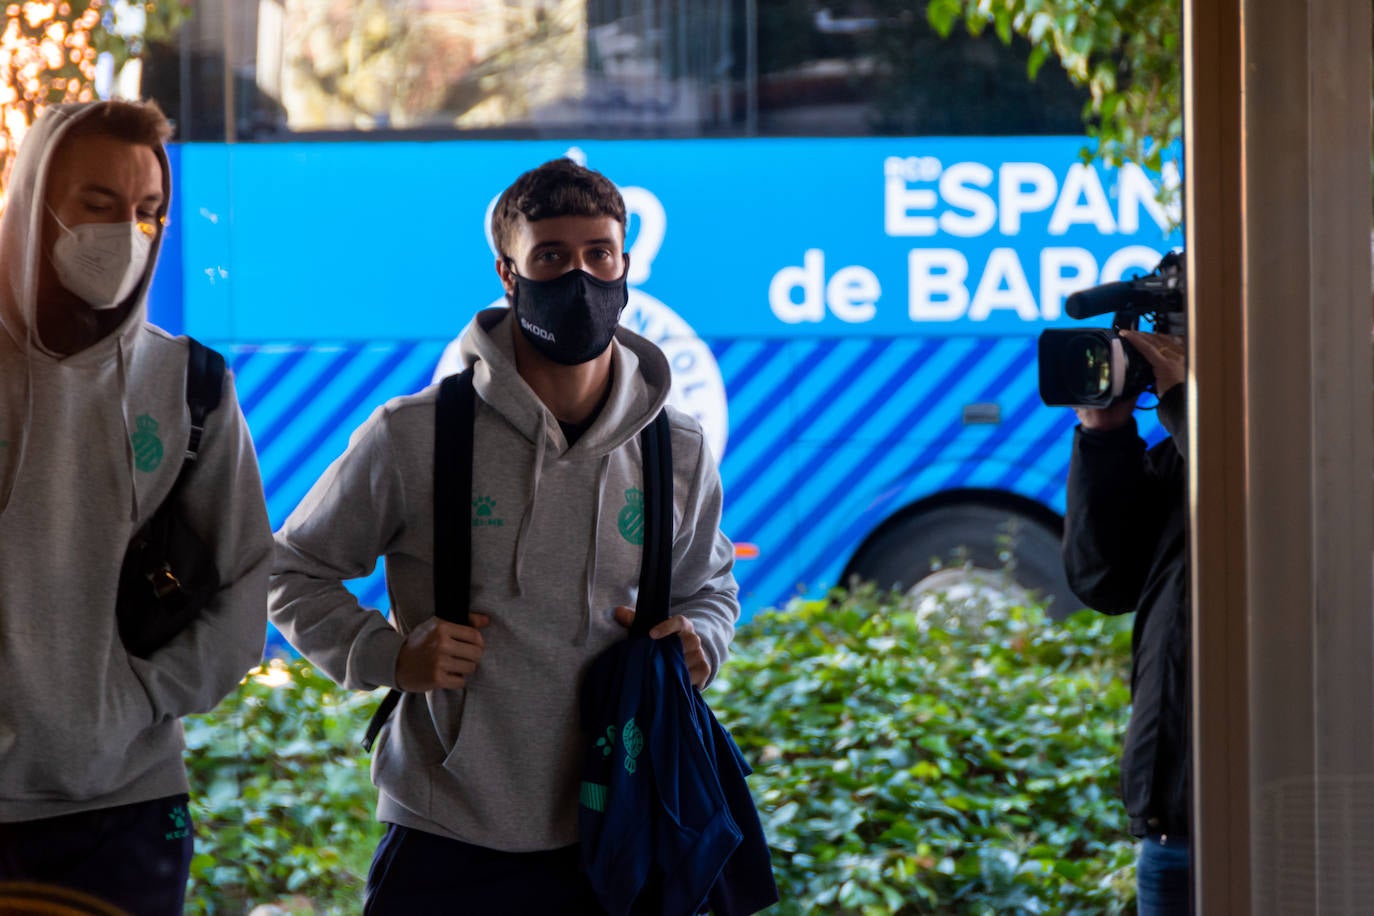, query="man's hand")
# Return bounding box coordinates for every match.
[613,605,709,688]
[1121,329,1186,396]
[395,613,491,693]
[1074,330,1186,431]
[1074,397,1137,432]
